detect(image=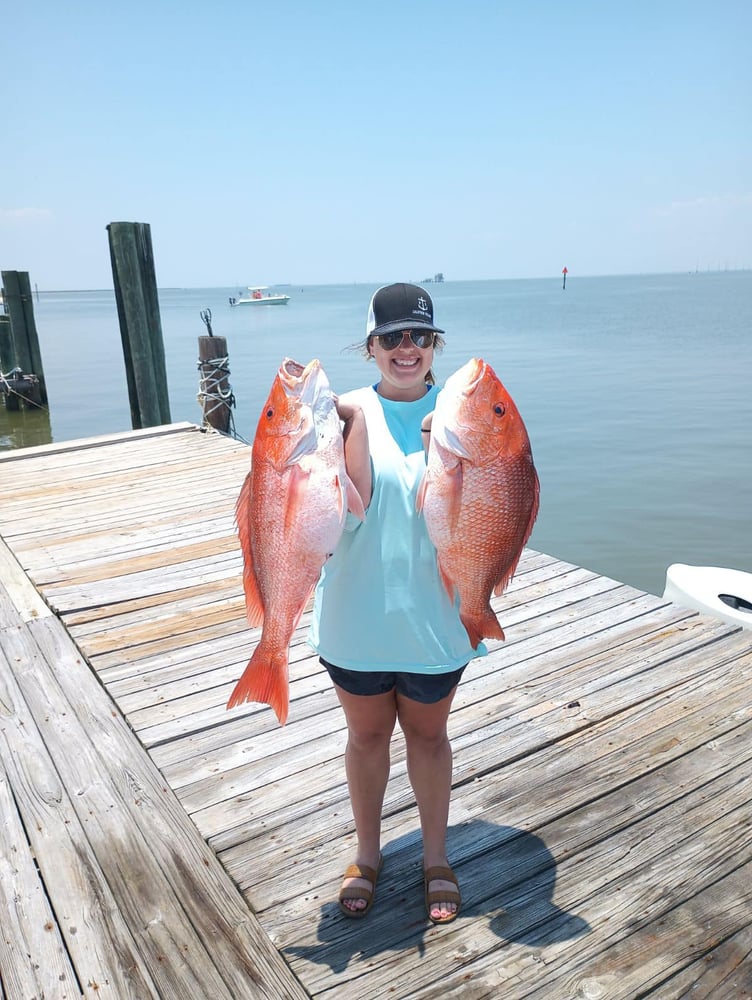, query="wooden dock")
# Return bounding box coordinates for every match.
[1,423,751,999]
